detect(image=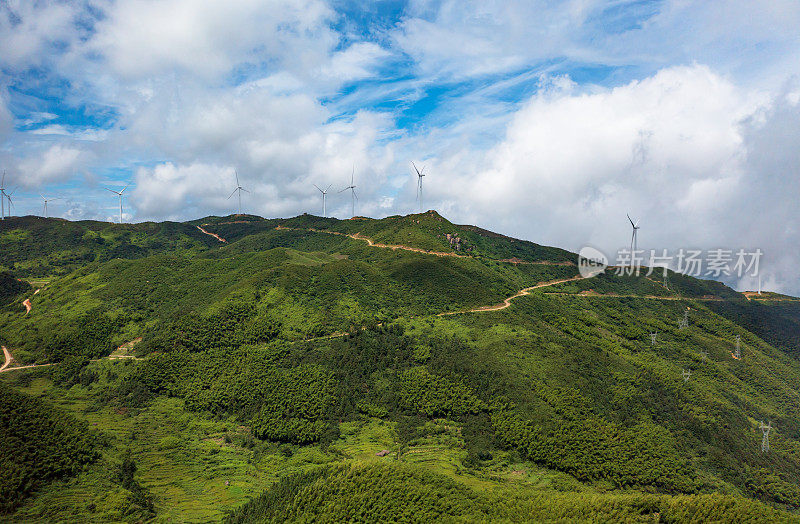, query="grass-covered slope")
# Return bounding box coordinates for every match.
[0,382,100,513]
[2,212,800,522]
[0,215,218,278]
[227,462,795,523]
